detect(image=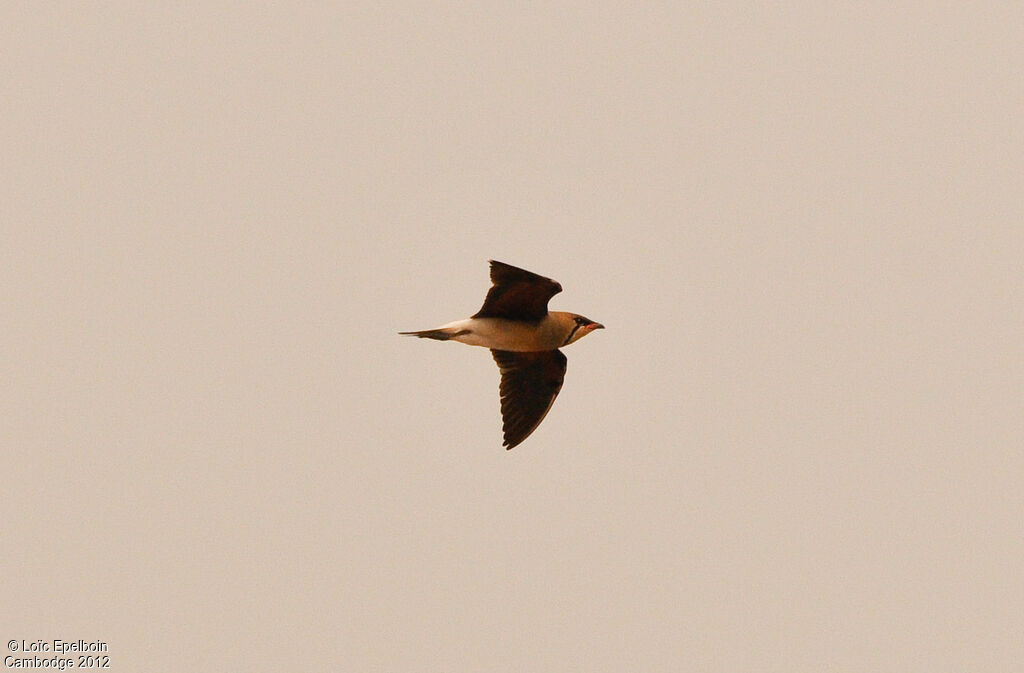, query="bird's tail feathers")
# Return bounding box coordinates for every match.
[398,328,461,341]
